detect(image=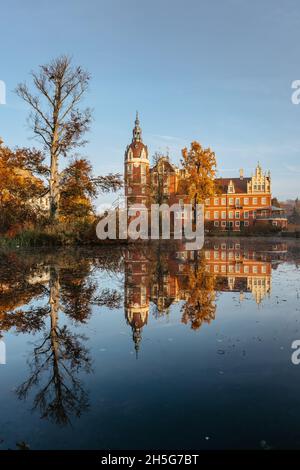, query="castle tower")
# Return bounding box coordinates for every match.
[124,112,150,208]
